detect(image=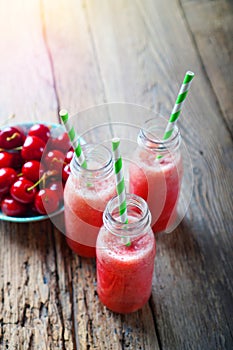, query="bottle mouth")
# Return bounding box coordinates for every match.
[138,118,181,153]
[103,193,151,237]
[70,143,113,180]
